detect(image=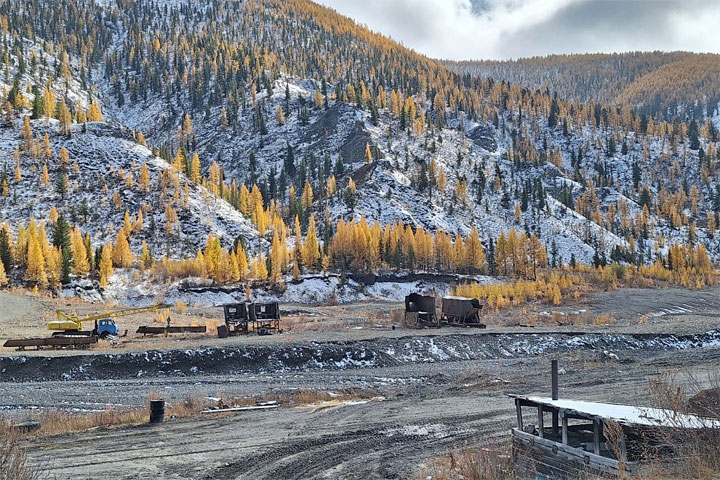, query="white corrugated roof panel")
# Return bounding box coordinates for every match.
[511,395,720,429]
